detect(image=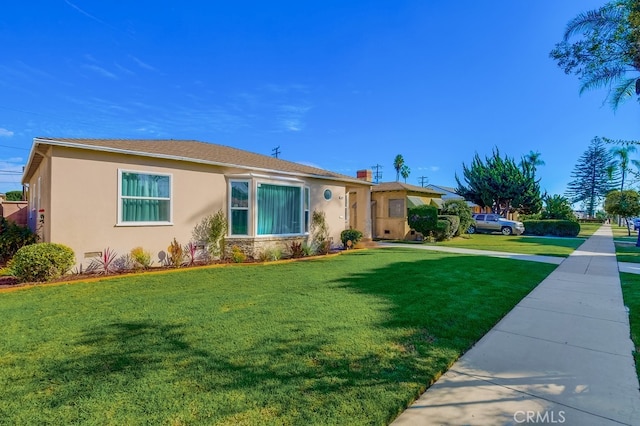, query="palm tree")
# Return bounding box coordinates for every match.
[393,155,404,181]
[521,150,545,178]
[400,165,410,183]
[552,1,640,110]
[610,145,640,191]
